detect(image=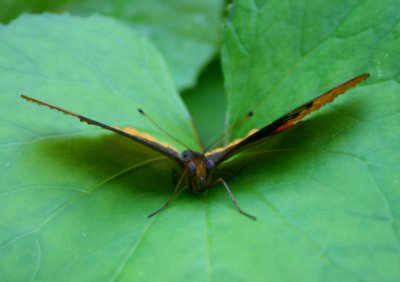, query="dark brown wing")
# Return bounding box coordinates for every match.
[207,73,370,164]
[21,95,183,165]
